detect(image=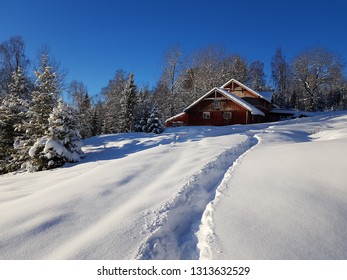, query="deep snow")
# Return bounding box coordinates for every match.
[0,112,346,259]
